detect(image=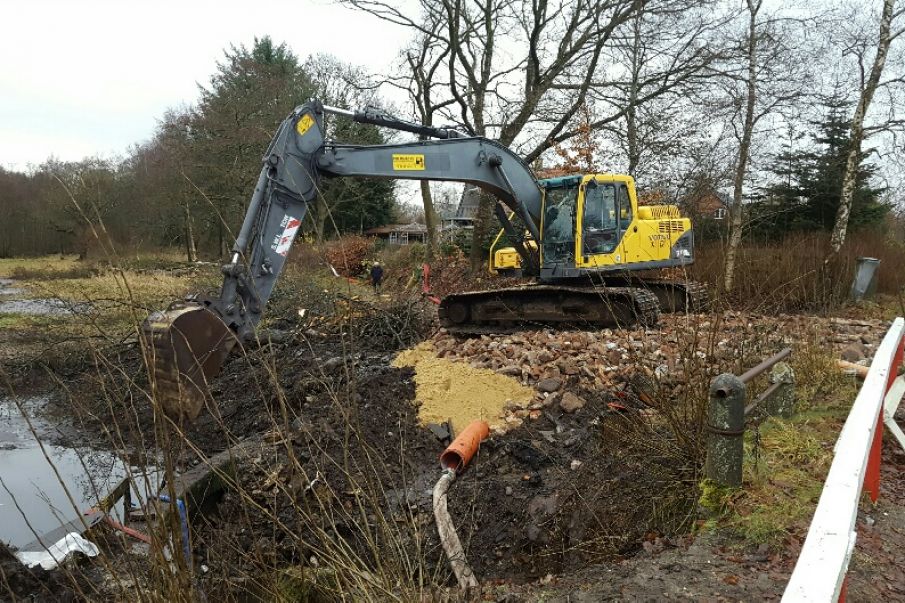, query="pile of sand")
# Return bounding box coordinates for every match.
[392,342,534,434]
